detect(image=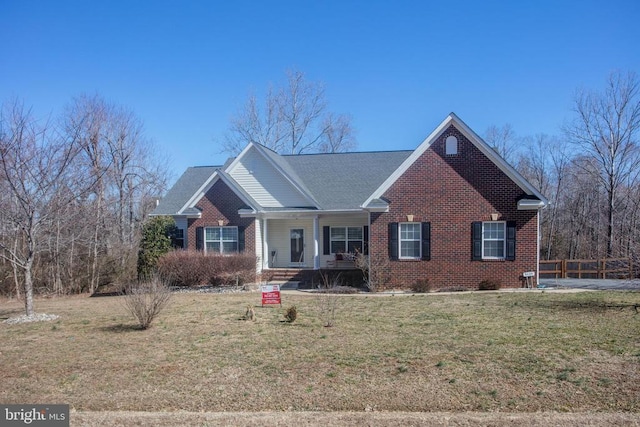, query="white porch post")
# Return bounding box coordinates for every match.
[263,218,269,270]
[313,215,320,270]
